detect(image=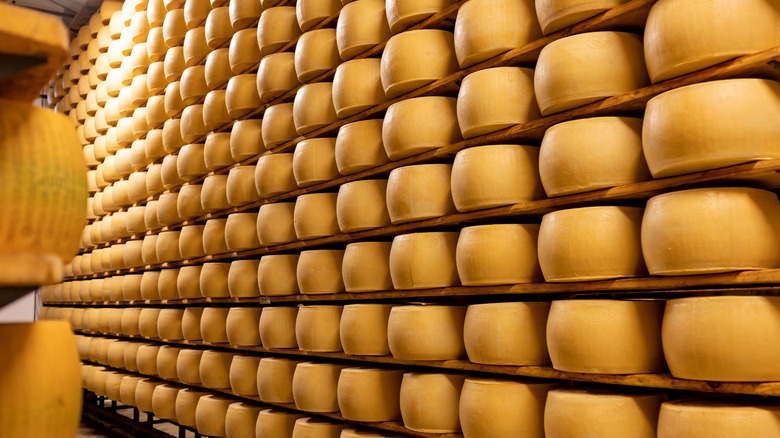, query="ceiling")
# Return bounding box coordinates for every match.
[10,0,104,35]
